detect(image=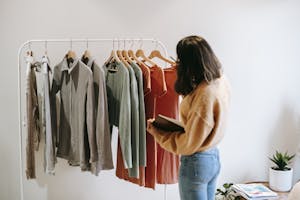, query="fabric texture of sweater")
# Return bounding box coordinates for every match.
[151,75,231,155]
